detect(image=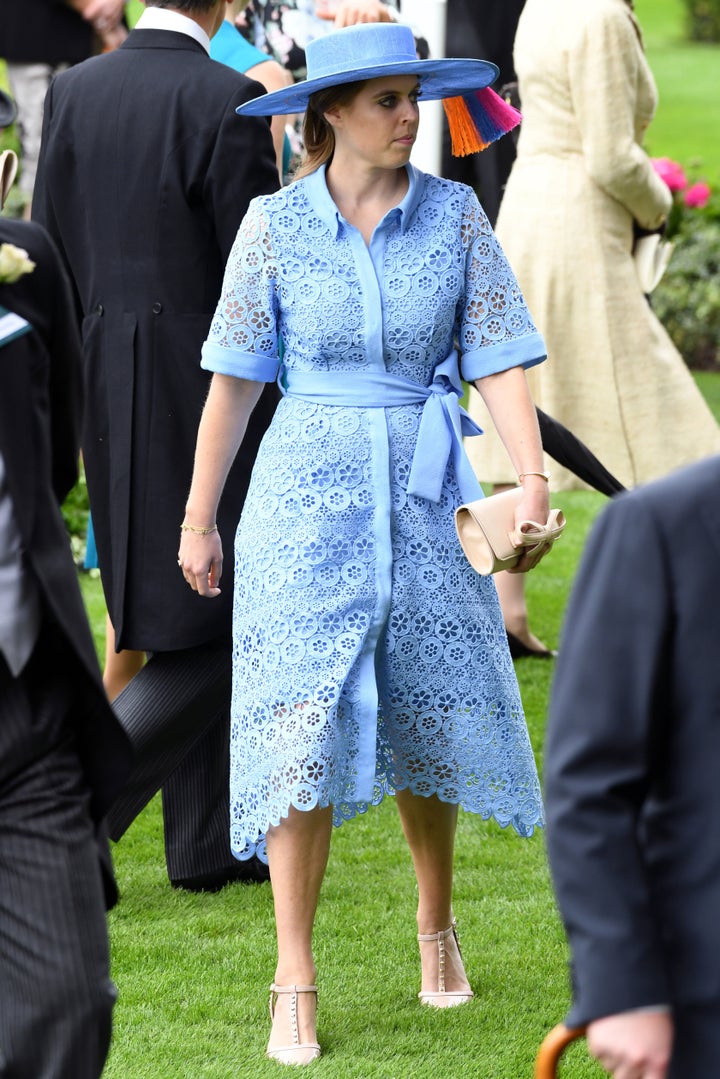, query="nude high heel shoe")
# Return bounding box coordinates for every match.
[267,984,321,1065]
[417,920,474,1008]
